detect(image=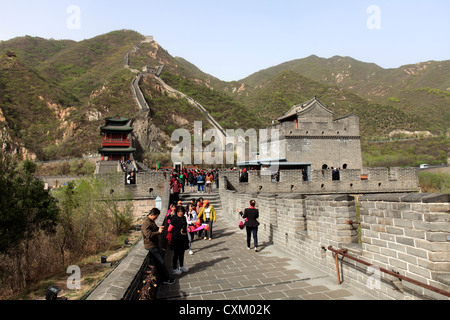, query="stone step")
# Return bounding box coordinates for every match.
[171,191,223,212]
